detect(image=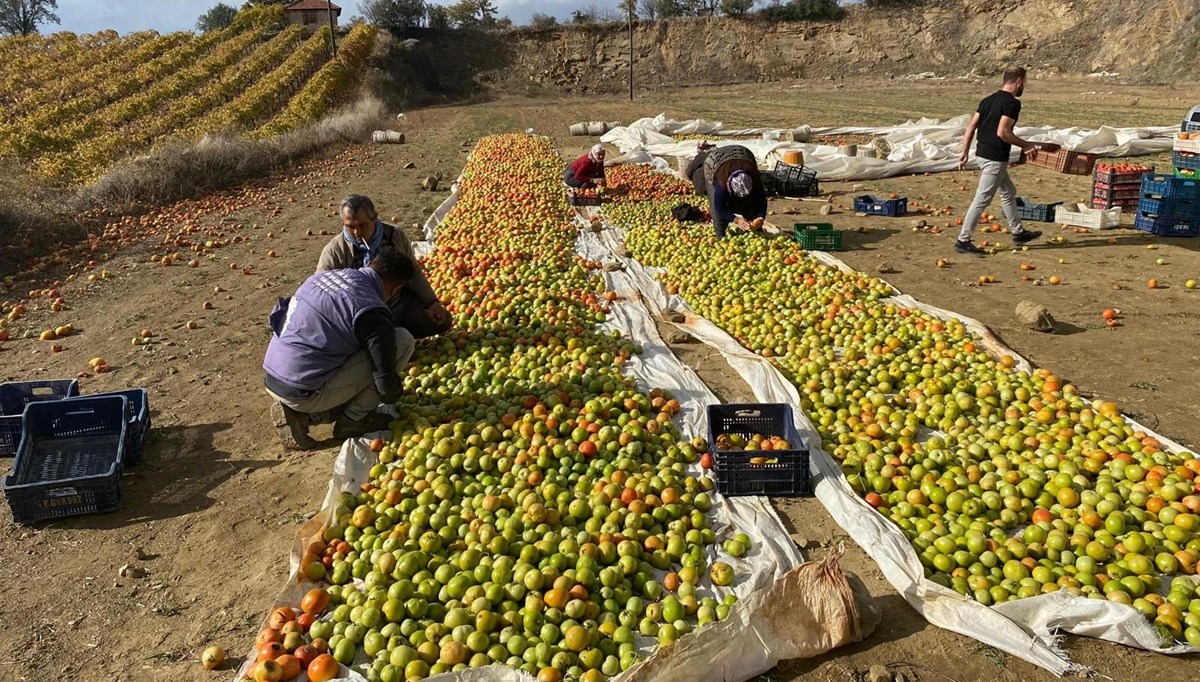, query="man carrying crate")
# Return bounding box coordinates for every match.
[955,66,1058,254]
